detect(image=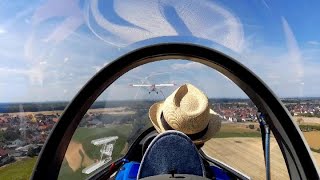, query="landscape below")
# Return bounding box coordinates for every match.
[0,98,319,179]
